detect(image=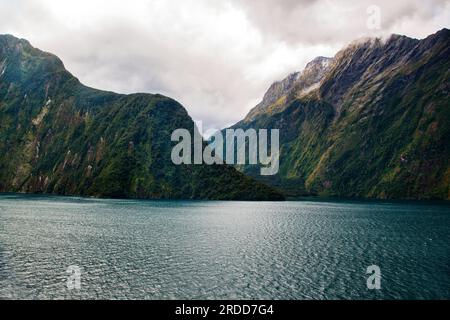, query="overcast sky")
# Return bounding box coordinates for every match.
[1,0,449,131]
